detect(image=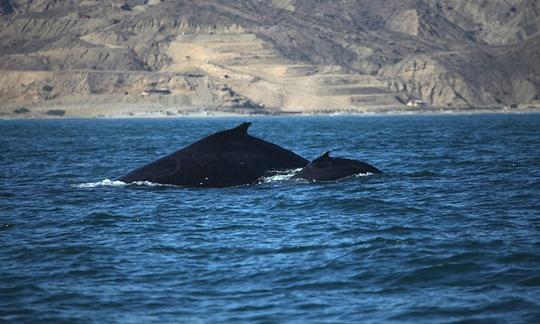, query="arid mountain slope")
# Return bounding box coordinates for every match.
[1,0,539,116]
